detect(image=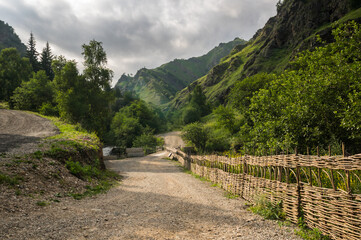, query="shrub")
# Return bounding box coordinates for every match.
[249,195,285,220]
